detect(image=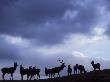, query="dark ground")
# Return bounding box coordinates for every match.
[1,69,110,82]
